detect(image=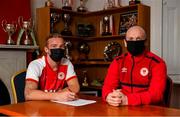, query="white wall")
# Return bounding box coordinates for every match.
[31,0,163,57]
